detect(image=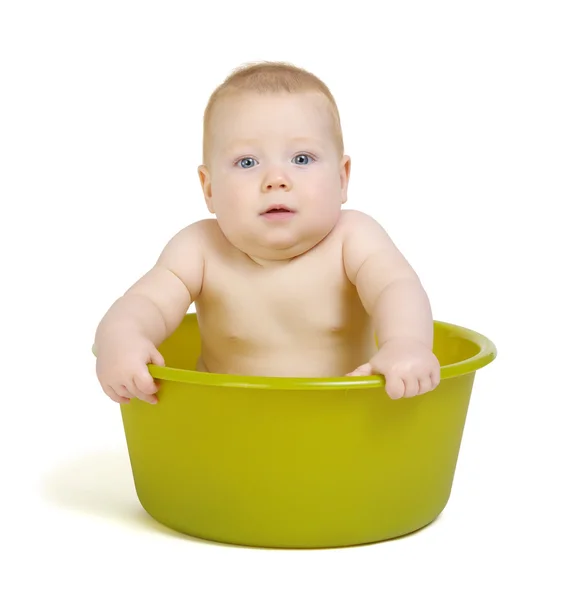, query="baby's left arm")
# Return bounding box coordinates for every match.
[341,210,440,399]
